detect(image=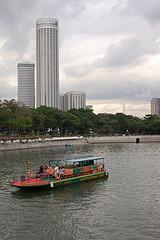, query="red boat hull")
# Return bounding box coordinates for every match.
[11,178,50,189]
